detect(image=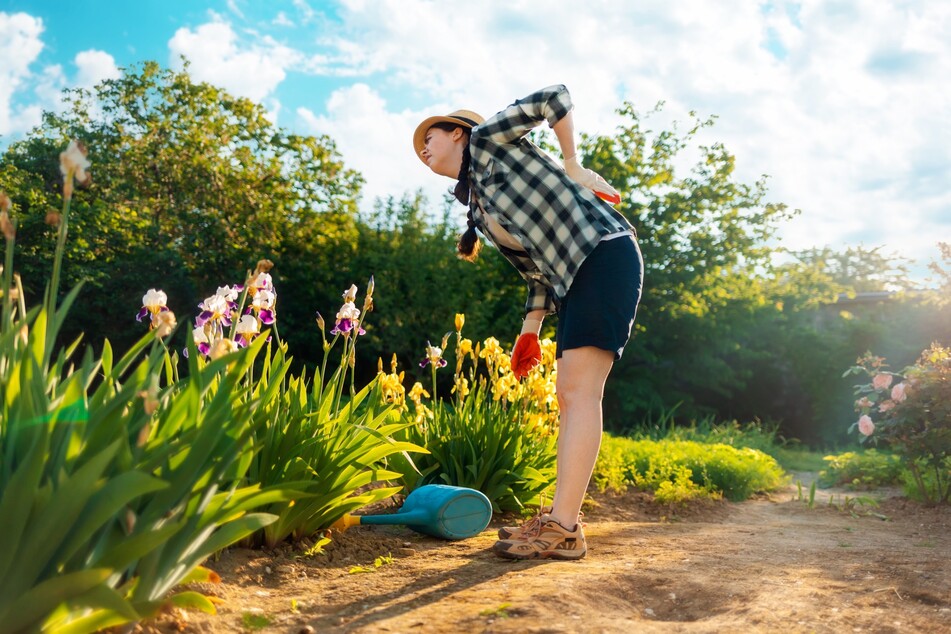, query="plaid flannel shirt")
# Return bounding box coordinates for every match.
[468,84,635,315]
